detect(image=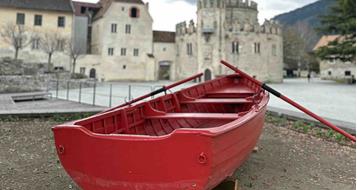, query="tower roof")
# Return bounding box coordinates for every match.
[0,0,73,12]
[93,0,144,20]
